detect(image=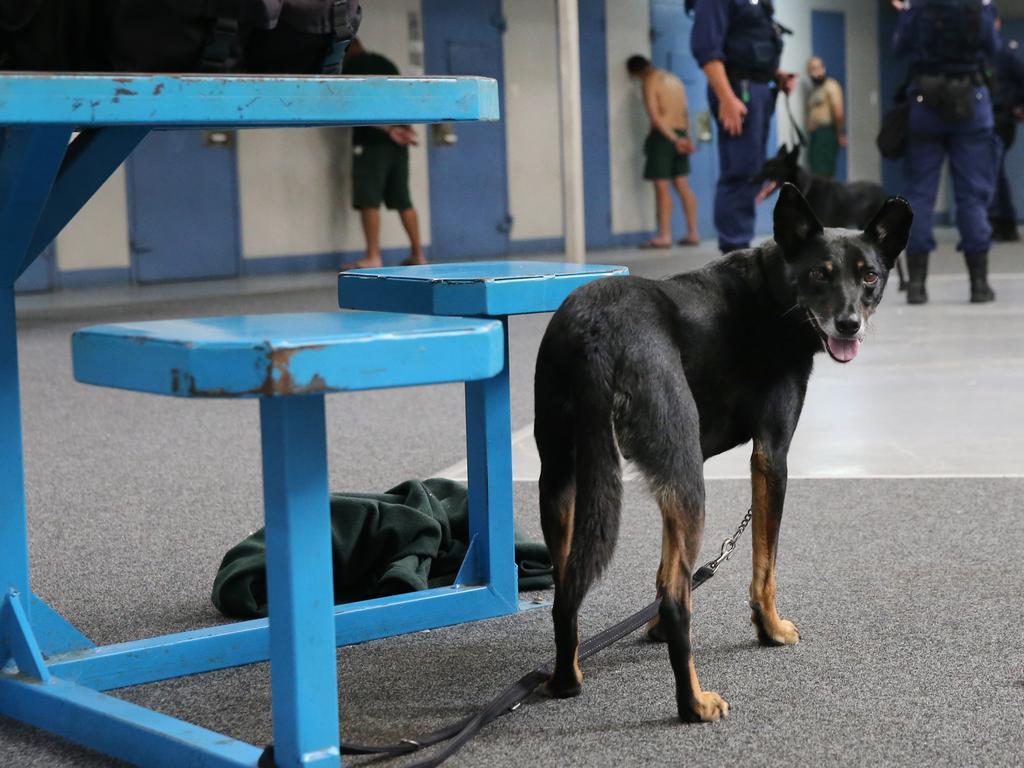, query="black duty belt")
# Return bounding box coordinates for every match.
[726,67,775,84]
